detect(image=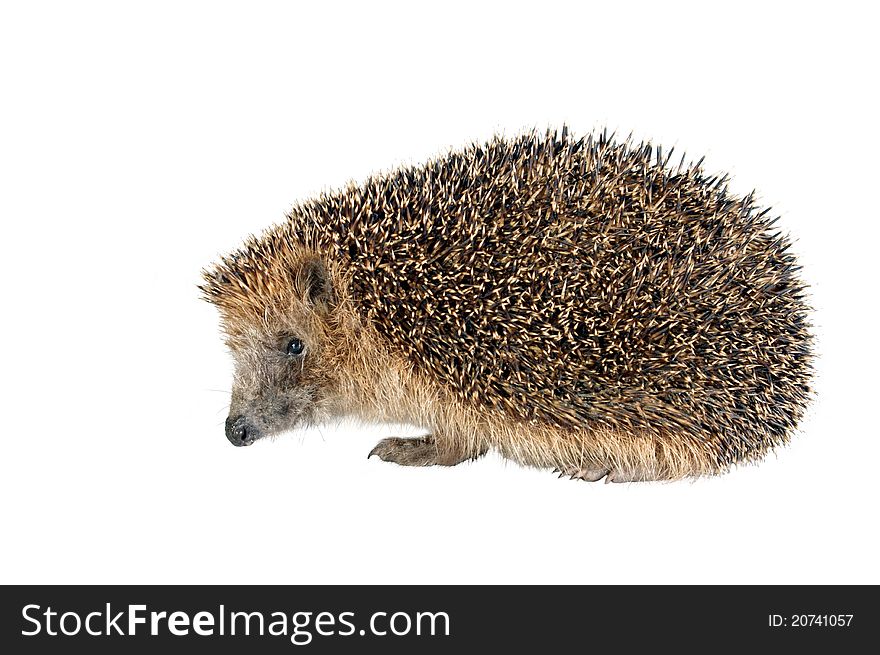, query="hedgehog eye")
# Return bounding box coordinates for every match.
[285,338,305,357]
